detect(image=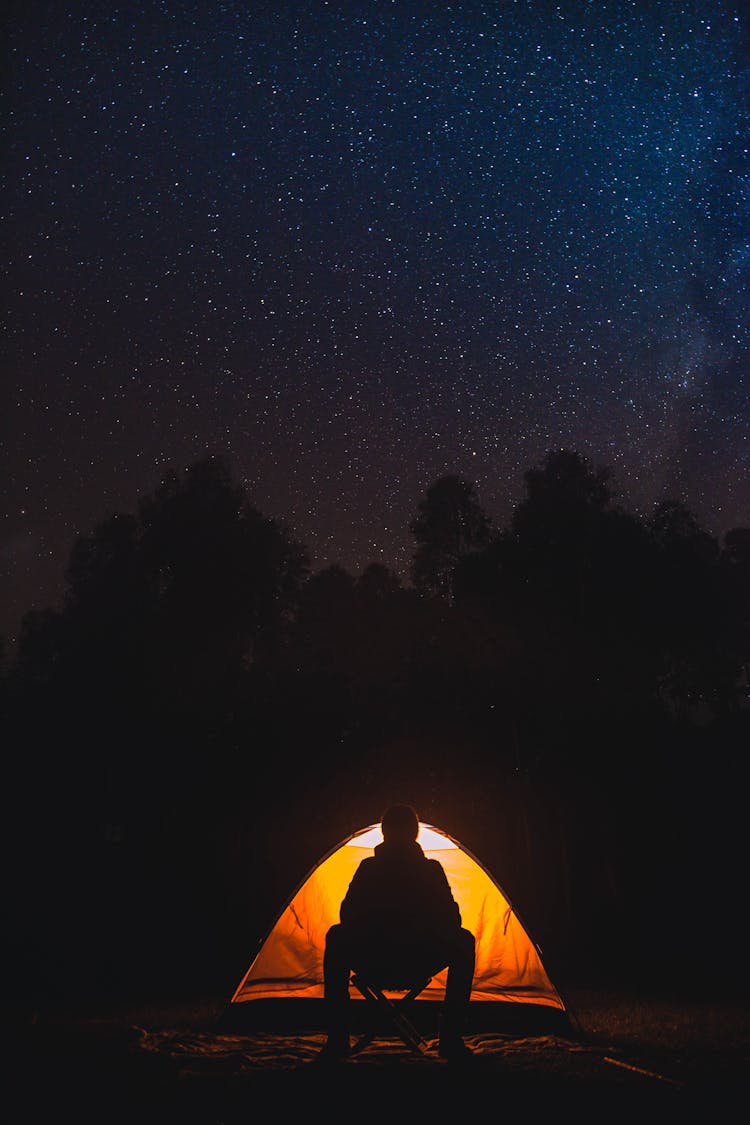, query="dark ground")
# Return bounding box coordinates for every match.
[9,985,749,1122]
